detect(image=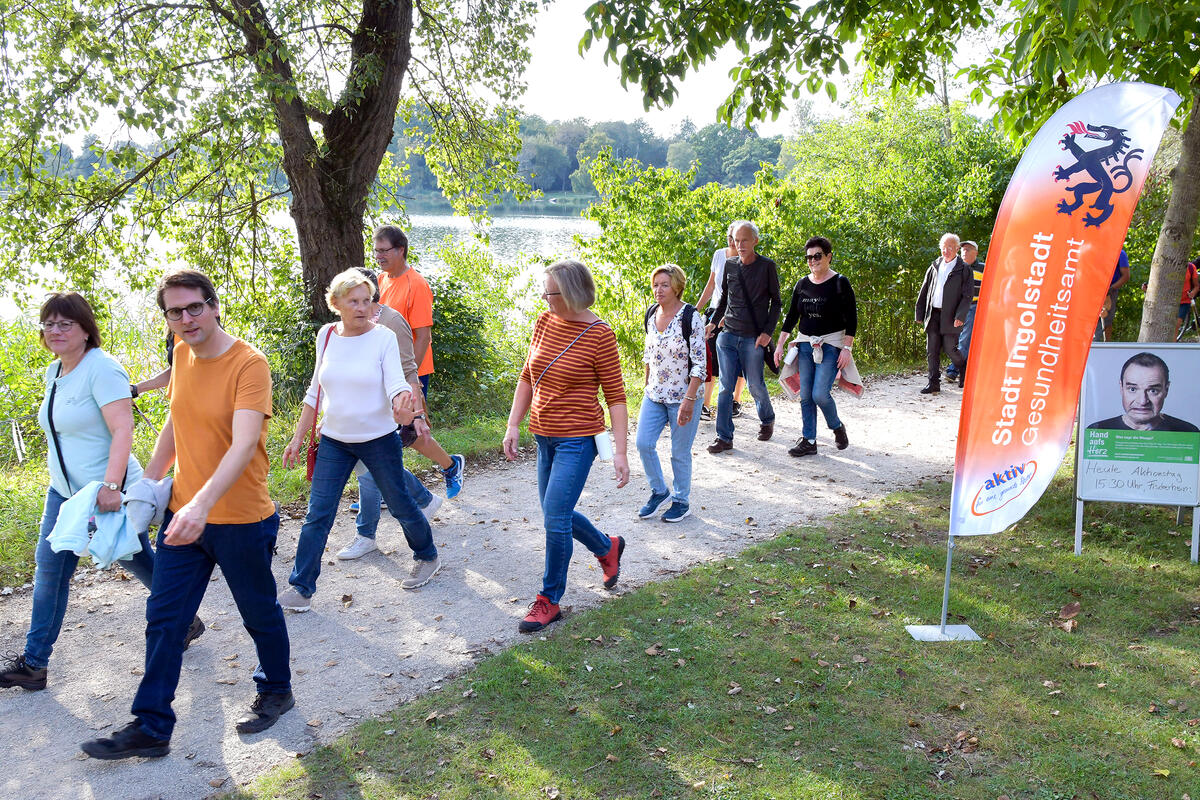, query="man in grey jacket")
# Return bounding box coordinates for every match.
[914,232,974,393]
